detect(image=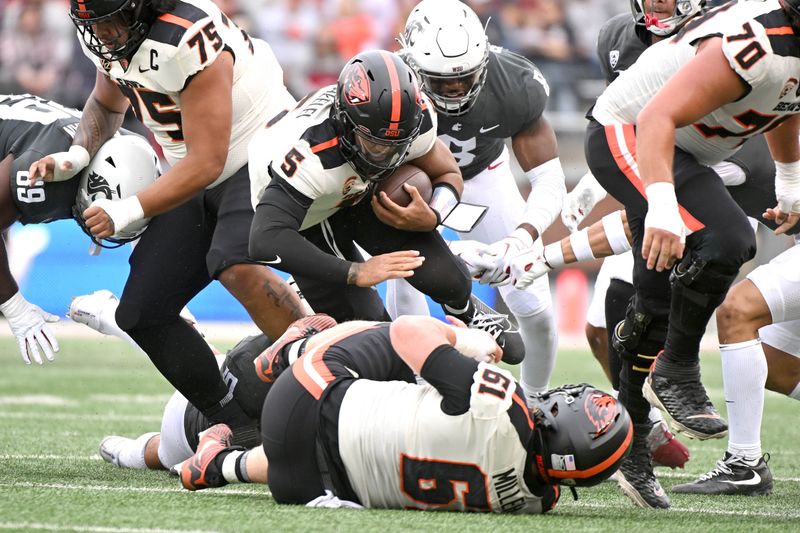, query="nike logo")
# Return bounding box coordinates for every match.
[479,124,500,133]
[259,256,282,265]
[722,471,761,486]
[138,66,150,73]
[487,161,503,171]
